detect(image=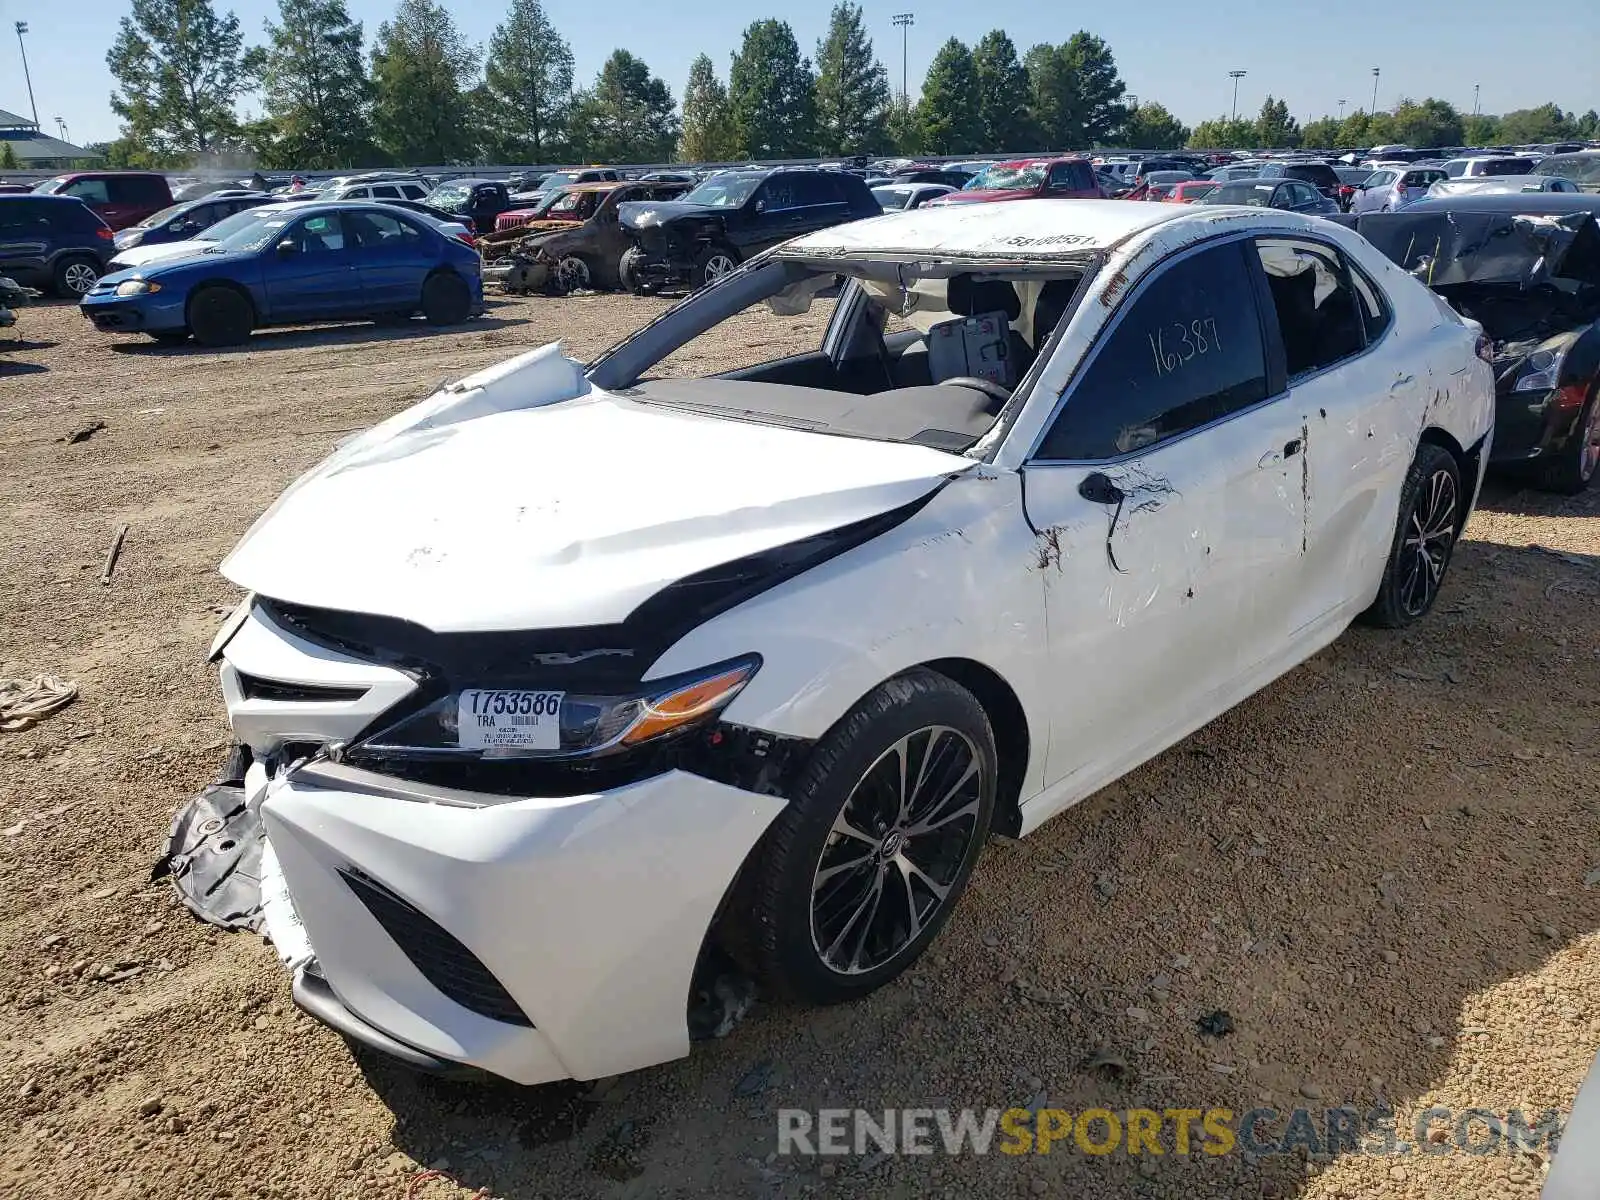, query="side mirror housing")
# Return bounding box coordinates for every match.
[275,240,298,257]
